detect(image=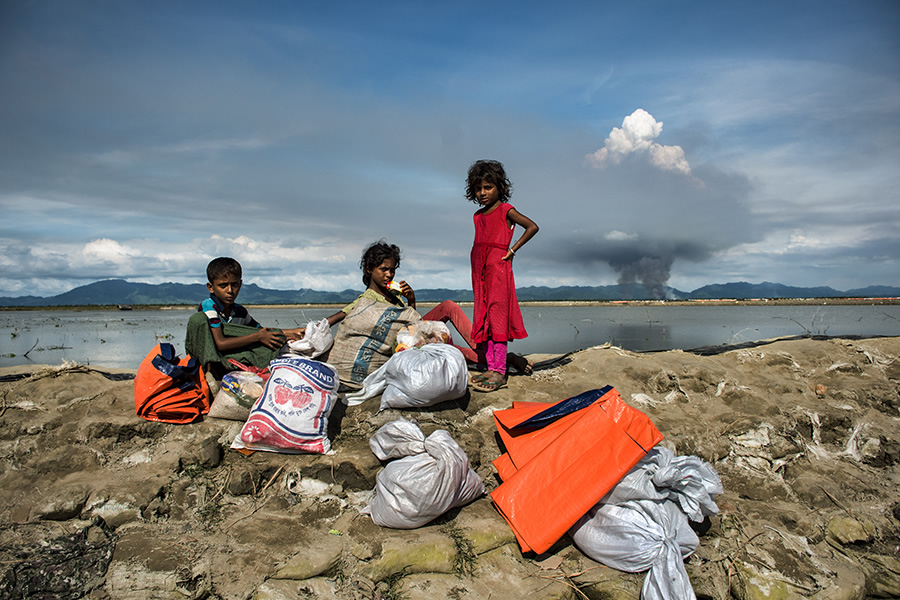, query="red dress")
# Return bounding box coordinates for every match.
[471,202,527,344]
